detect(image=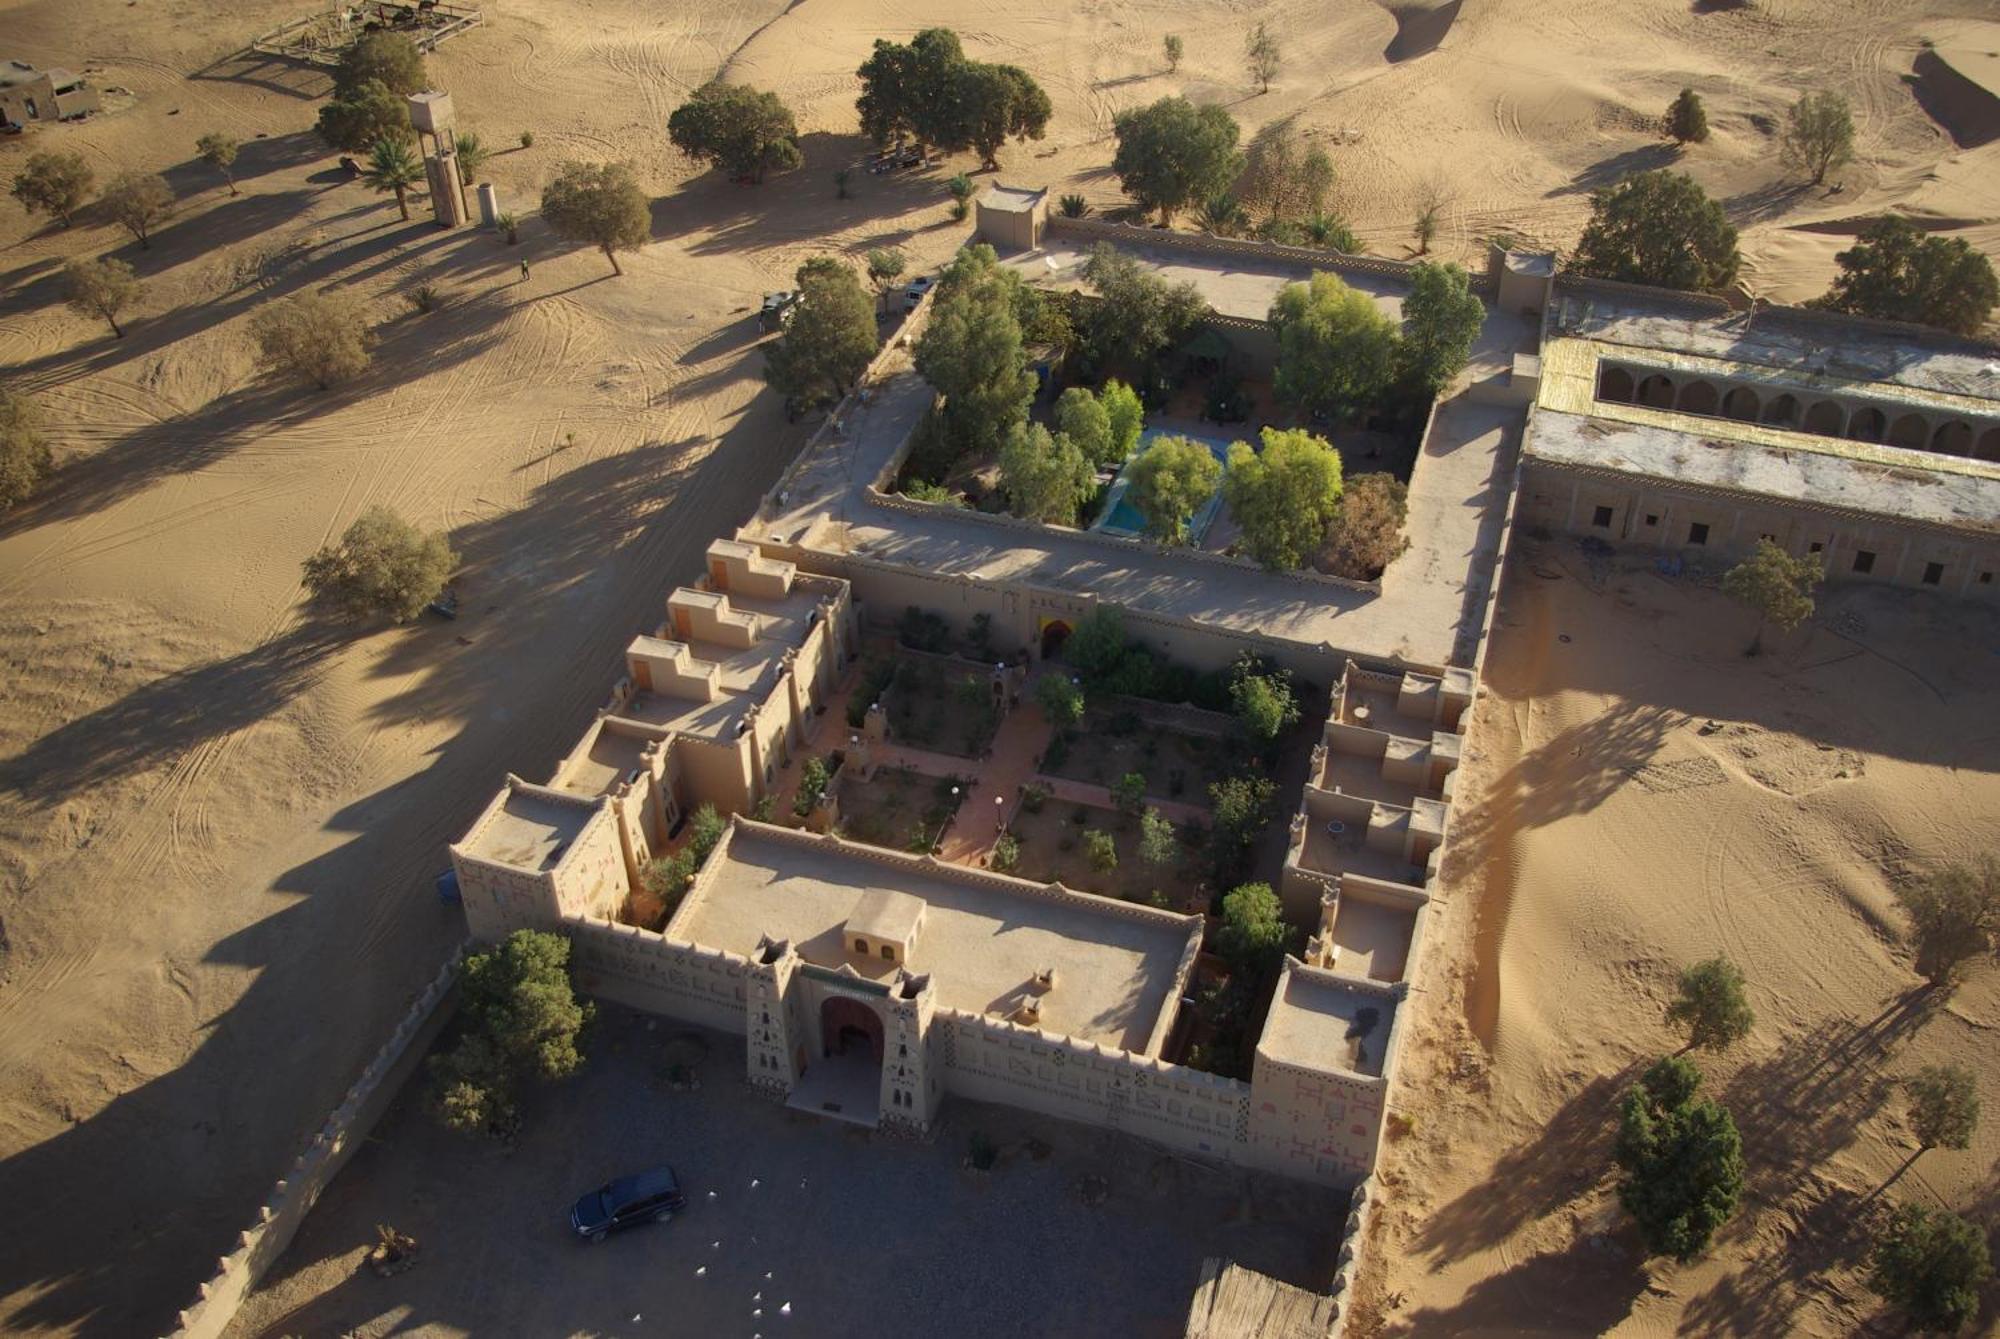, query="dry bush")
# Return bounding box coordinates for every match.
[250,291,376,390]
